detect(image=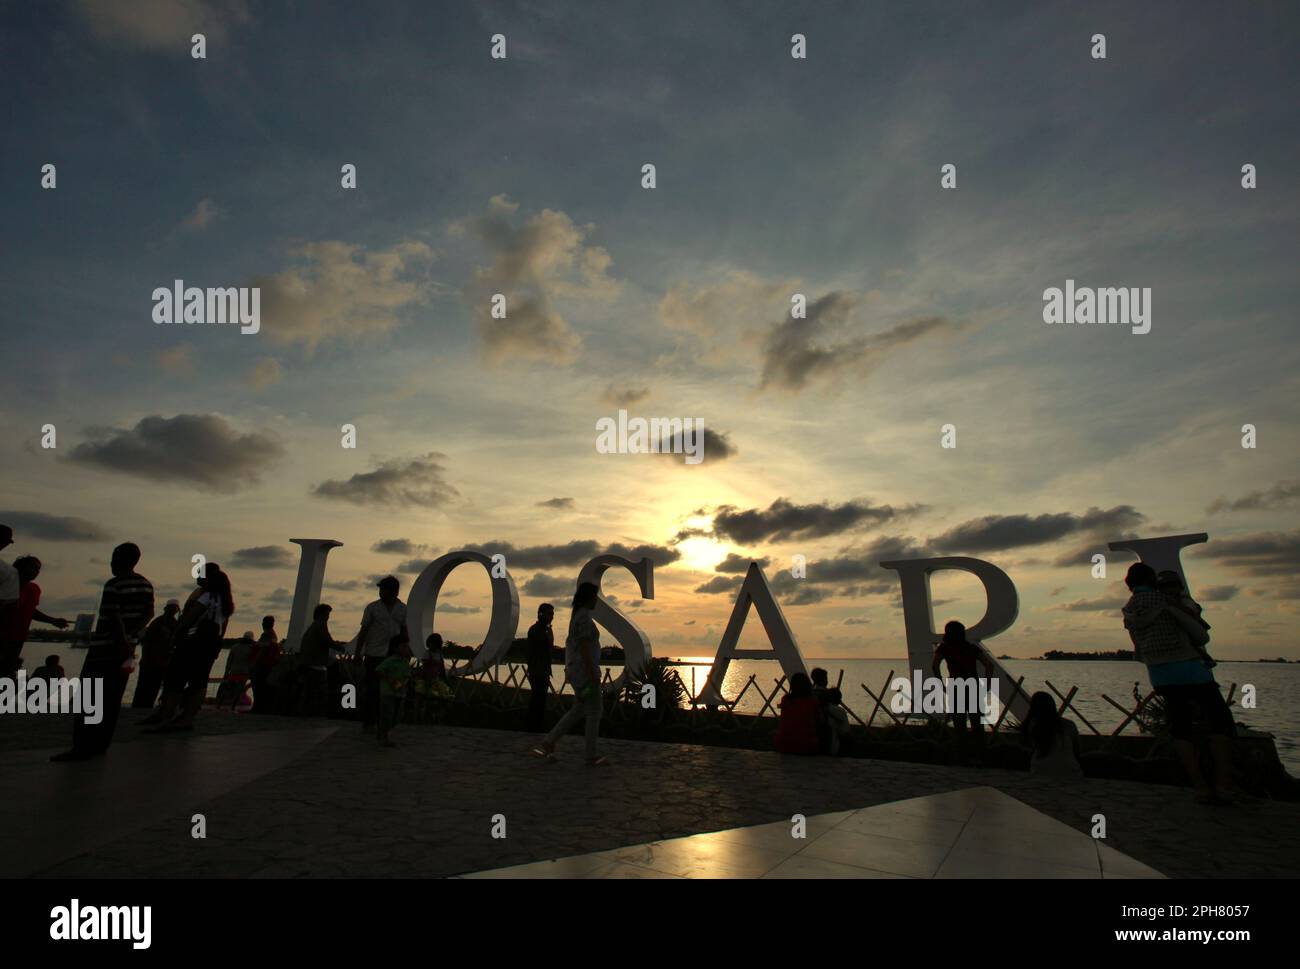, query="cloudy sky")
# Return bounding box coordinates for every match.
[2,0,1297,660]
